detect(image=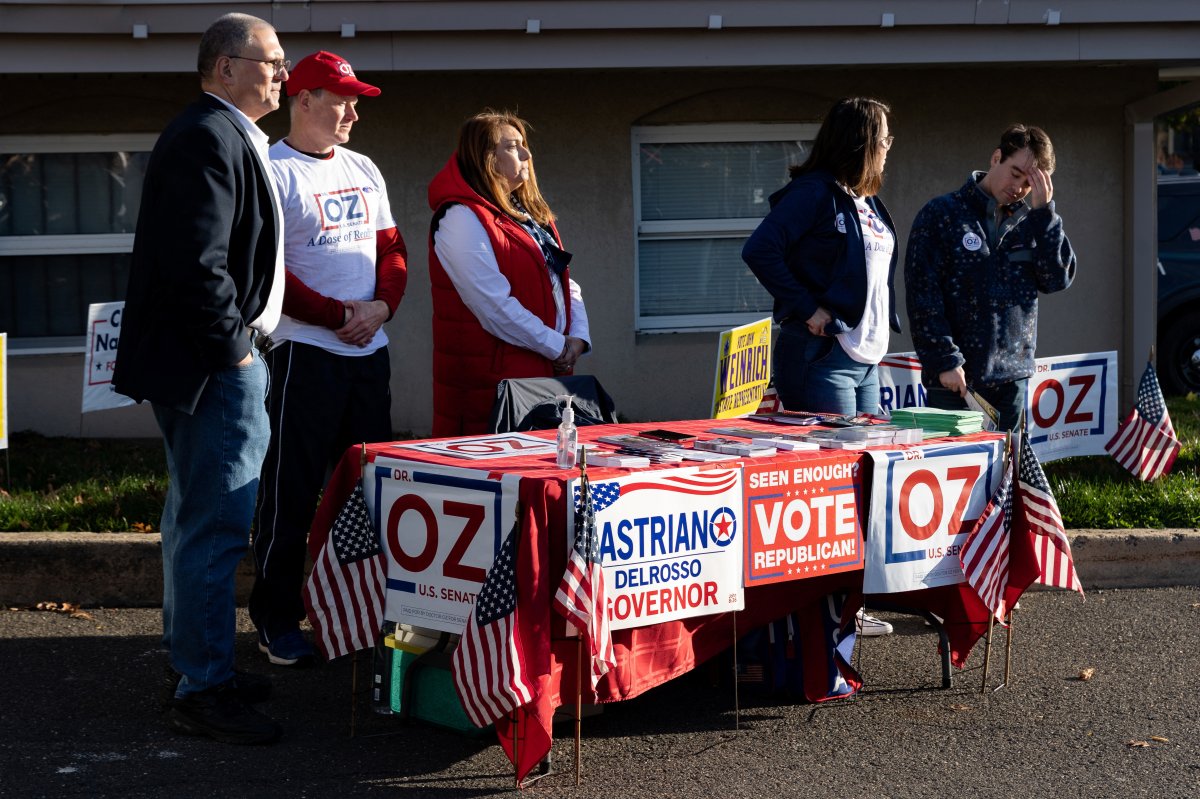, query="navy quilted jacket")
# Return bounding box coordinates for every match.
[904,173,1076,388]
[742,170,900,336]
